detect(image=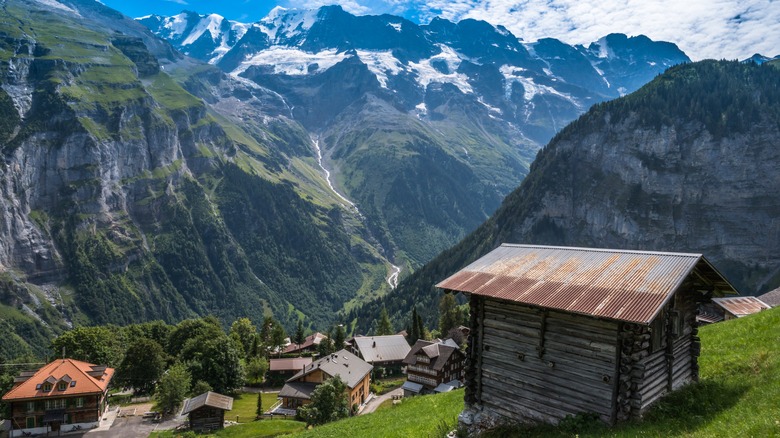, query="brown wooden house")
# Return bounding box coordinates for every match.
[181,391,233,432]
[712,296,771,320]
[279,349,372,411]
[403,339,465,391]
[1,359,113,437]
[349,335,411,376]
[437,244,738,432]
